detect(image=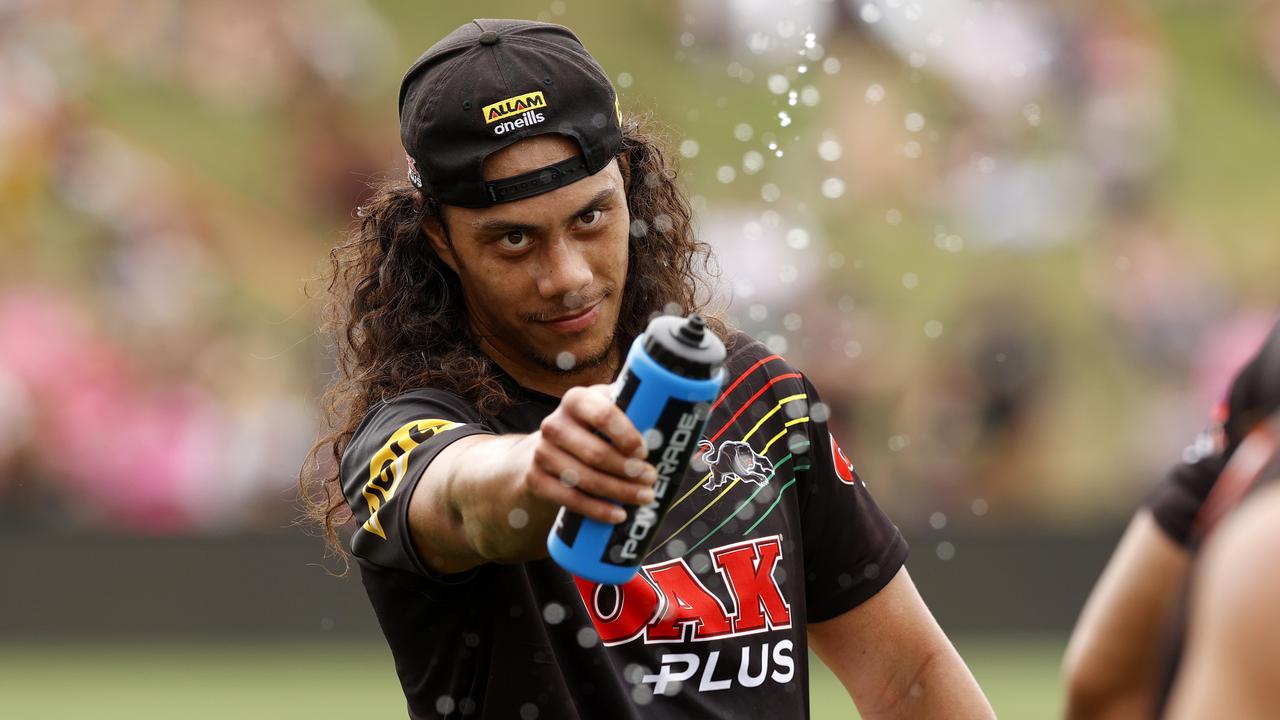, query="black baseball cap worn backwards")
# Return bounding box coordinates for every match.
[399,19,624,208]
